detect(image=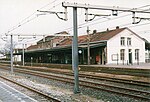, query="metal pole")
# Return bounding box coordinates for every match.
[72,7,80,94]
[85,8,90,65]
[10,35,13,73]
[22,43,25,66]
[87,26,90,65]
[82,49,84,64]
